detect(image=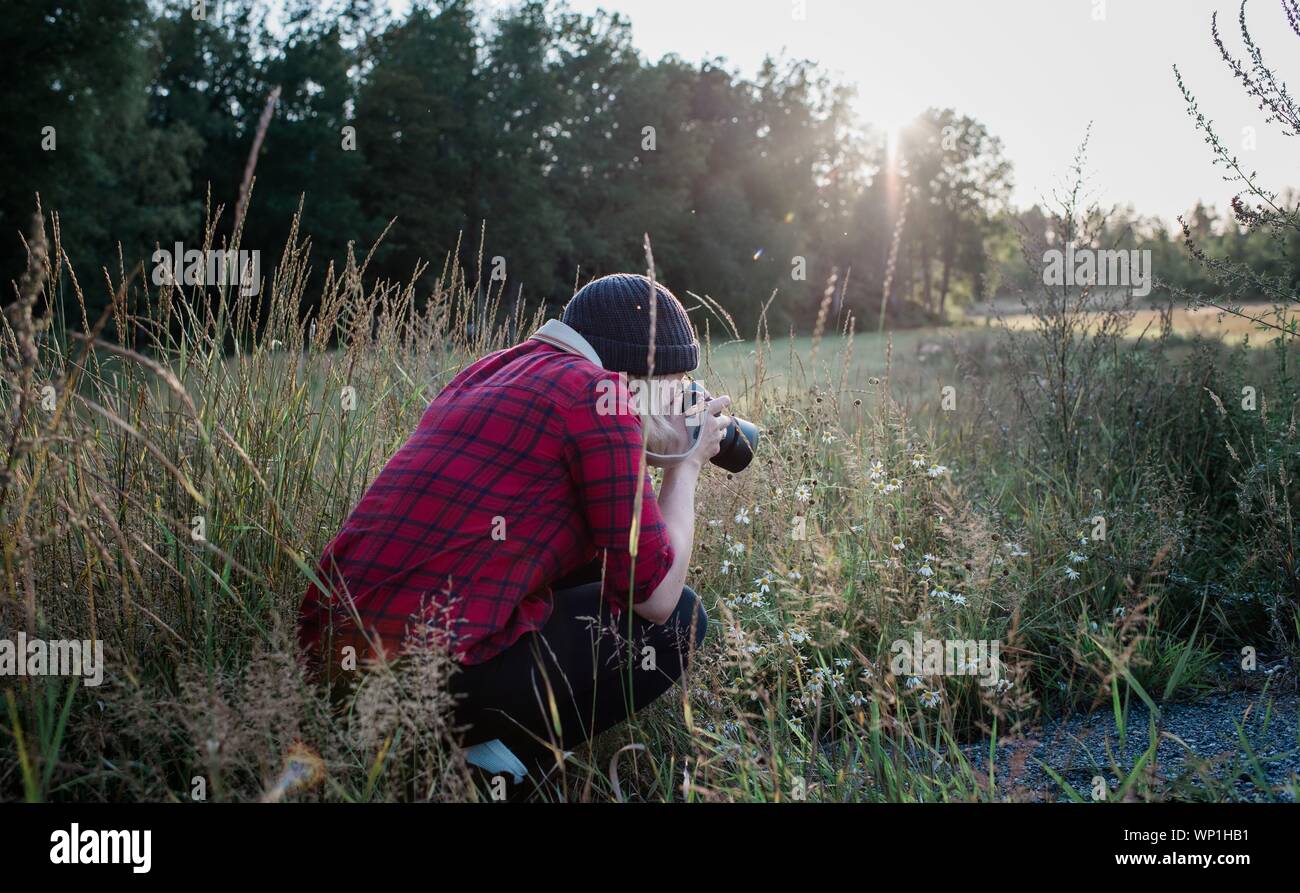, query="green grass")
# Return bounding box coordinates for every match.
[0,217,1294,803]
